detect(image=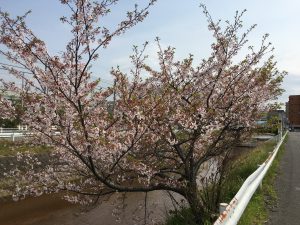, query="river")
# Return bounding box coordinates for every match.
[0,191,183,225]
